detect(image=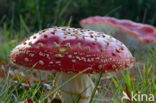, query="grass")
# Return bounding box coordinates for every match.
[0,53,155,103]
[0,0,156,102]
